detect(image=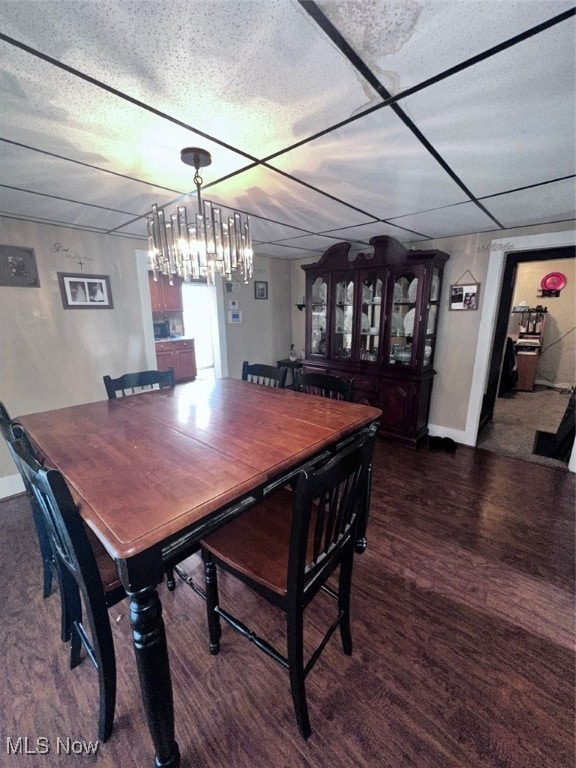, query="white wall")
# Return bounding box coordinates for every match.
[0,219,154,496]
[224,256,292,378]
